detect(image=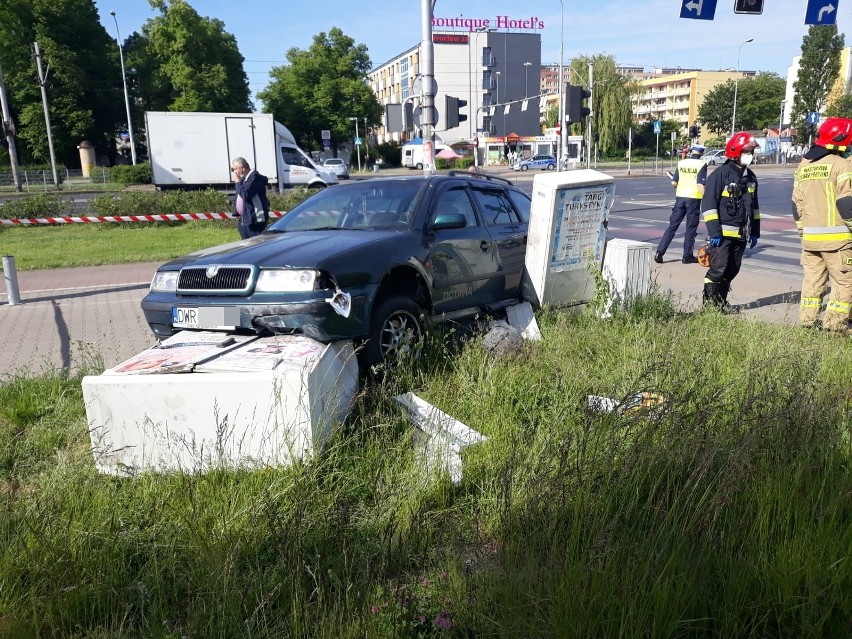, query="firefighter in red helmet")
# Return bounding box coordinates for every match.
[791,116,852,334]
[699,132,761,311]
